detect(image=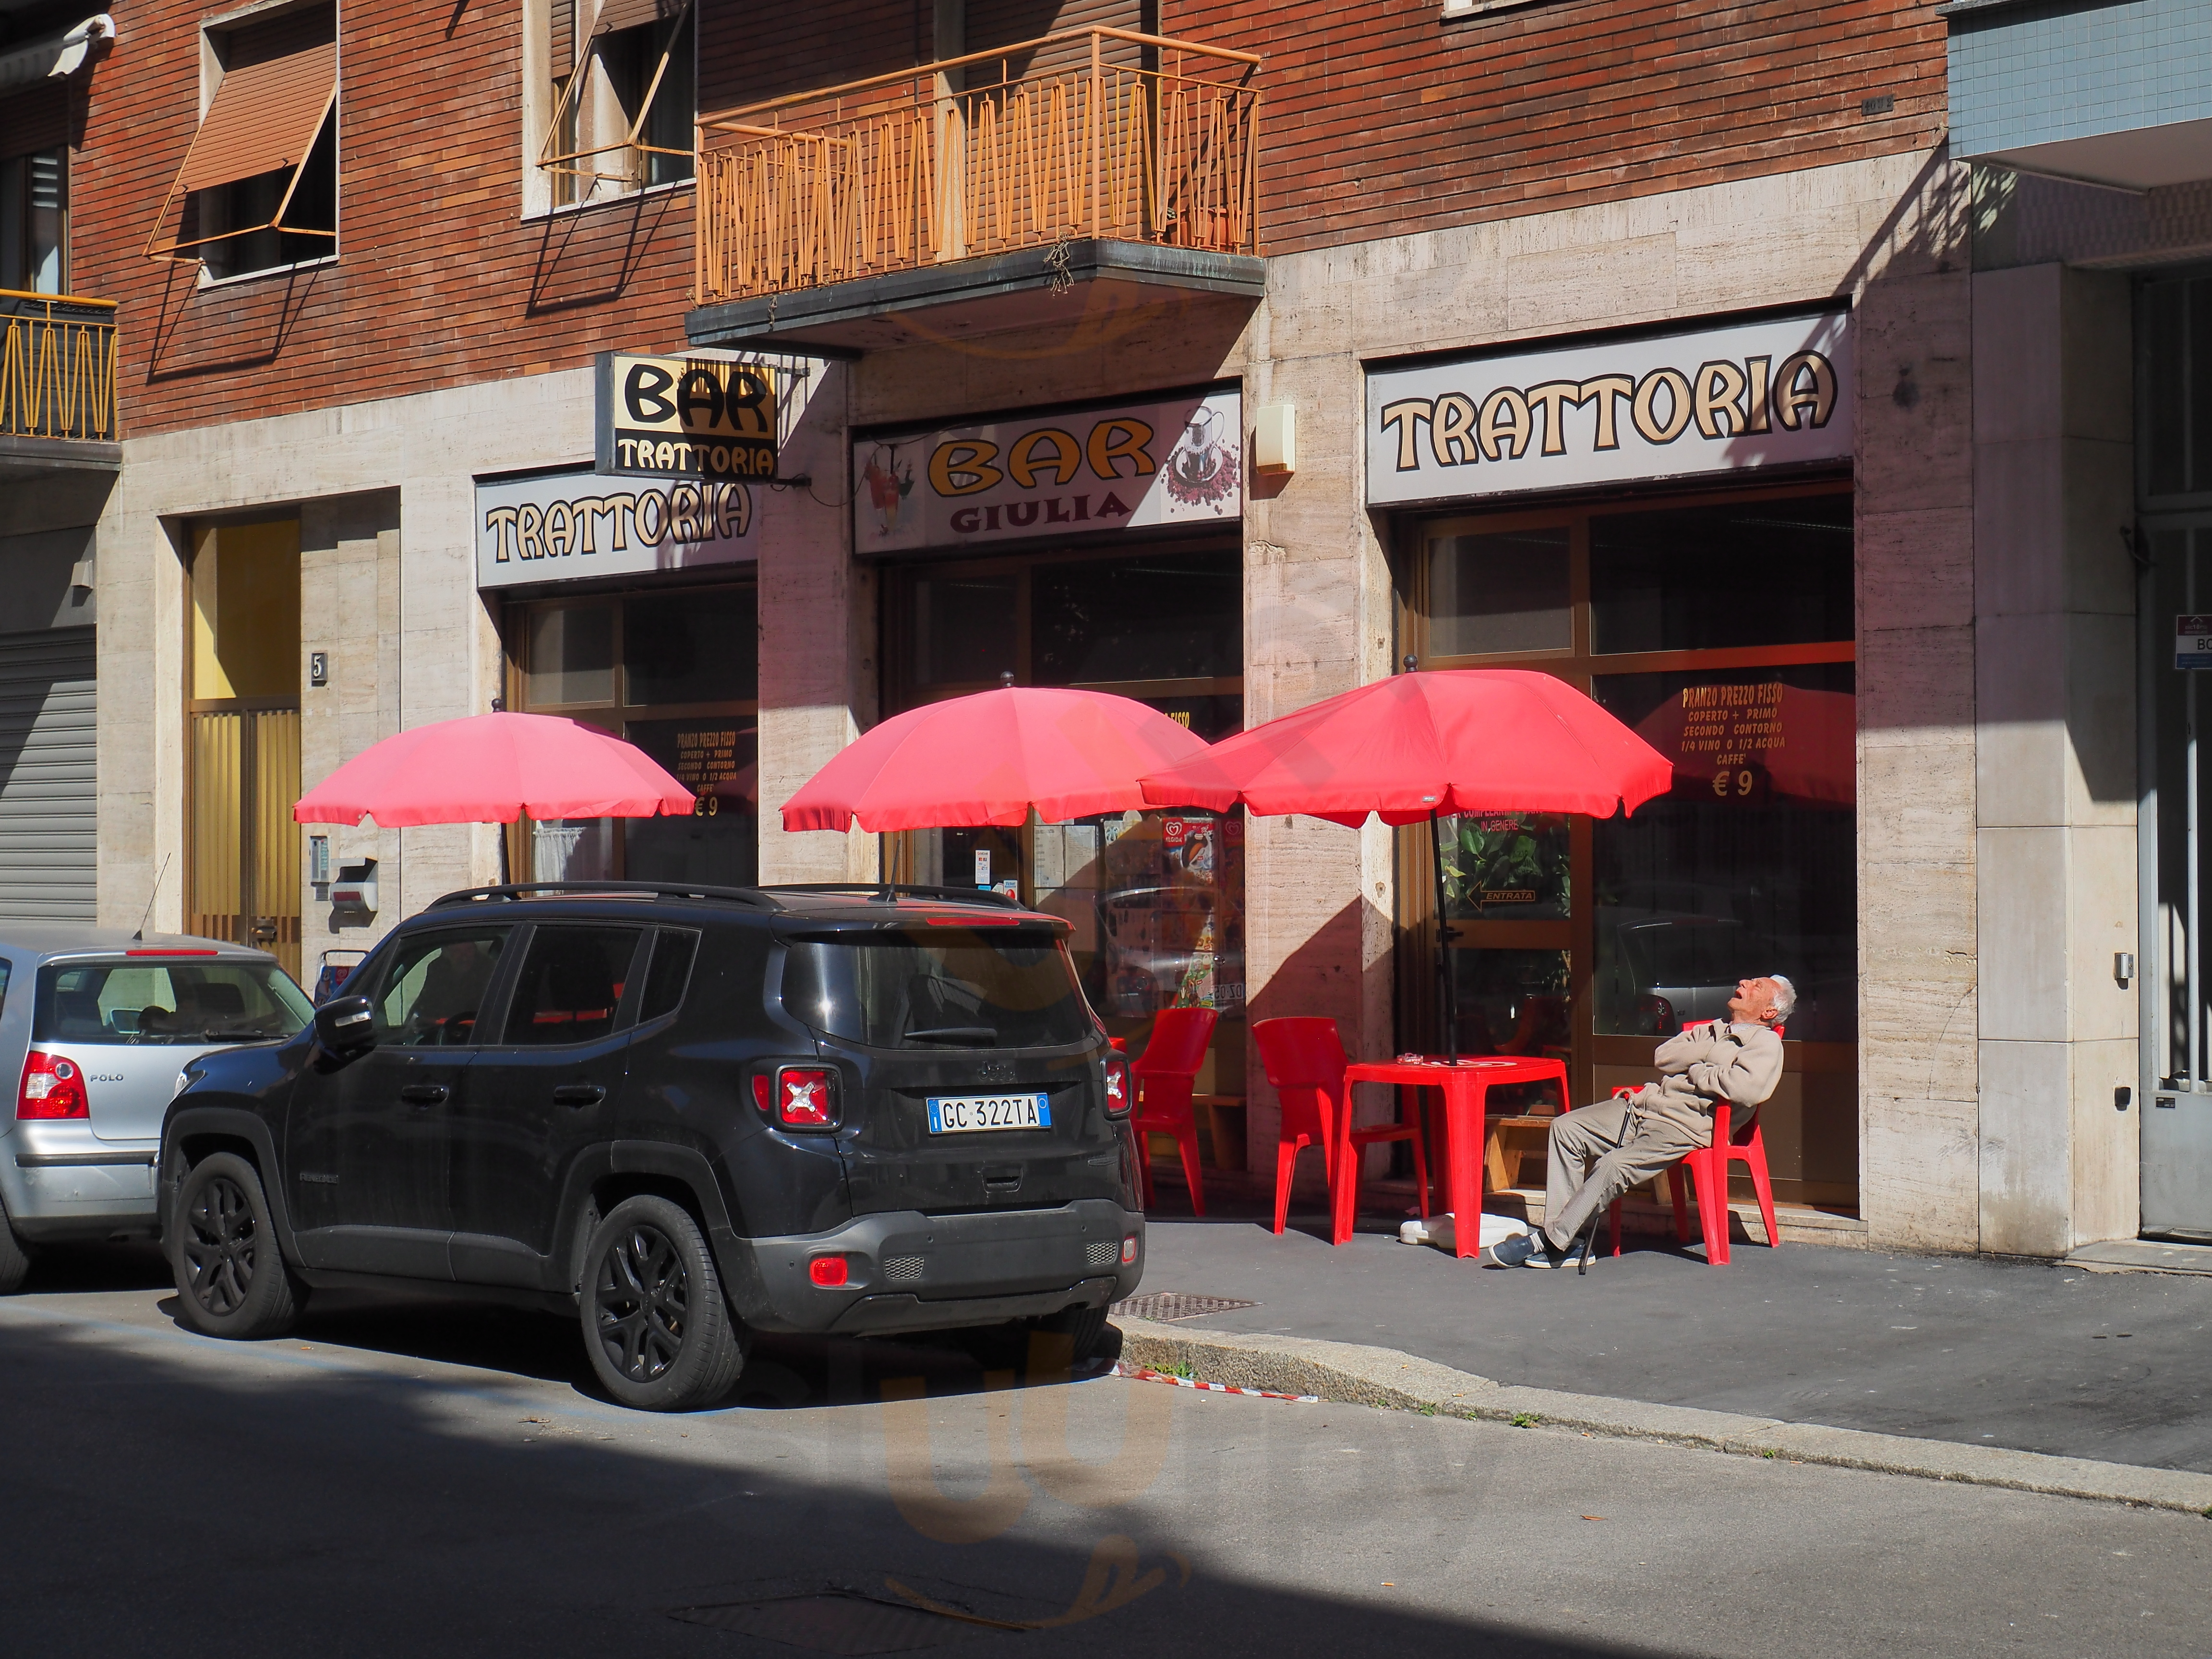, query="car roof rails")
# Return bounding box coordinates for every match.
[428,881,782,912]
[762,883,1027,910]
